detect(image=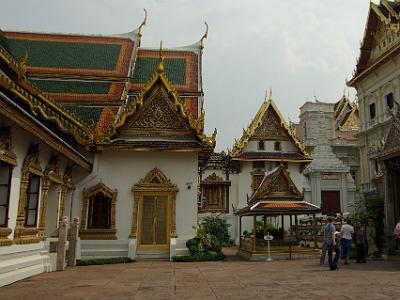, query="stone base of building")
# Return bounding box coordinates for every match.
[0,242,51,287]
